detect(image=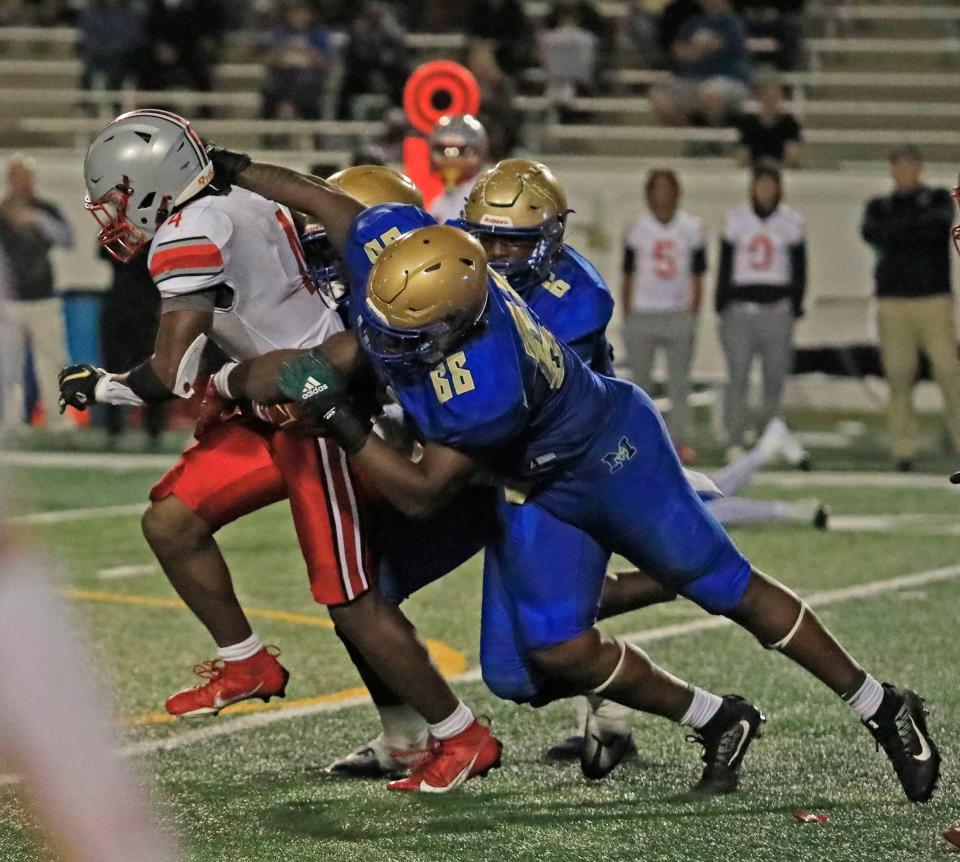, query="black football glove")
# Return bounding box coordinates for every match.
[277,350,370,455]
[58,364,104,413]
[205,143,251,189]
